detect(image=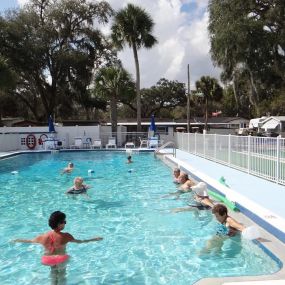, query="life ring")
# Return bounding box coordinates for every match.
[38,134,48,145]
[26,134,37,150]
